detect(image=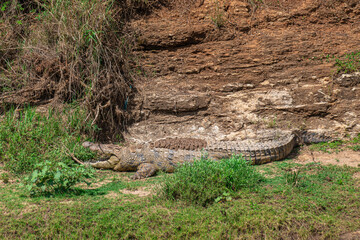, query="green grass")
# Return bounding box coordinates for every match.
[0,161,359,239]
[348,134,360,151]
[309,140,343,153]
[349,145,360,151]
[0,106,96,174]
[309,133,360,153]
